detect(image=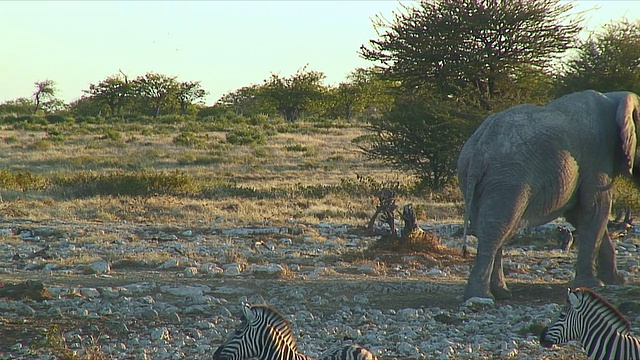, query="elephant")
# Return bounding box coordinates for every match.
[457,90,640,301]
